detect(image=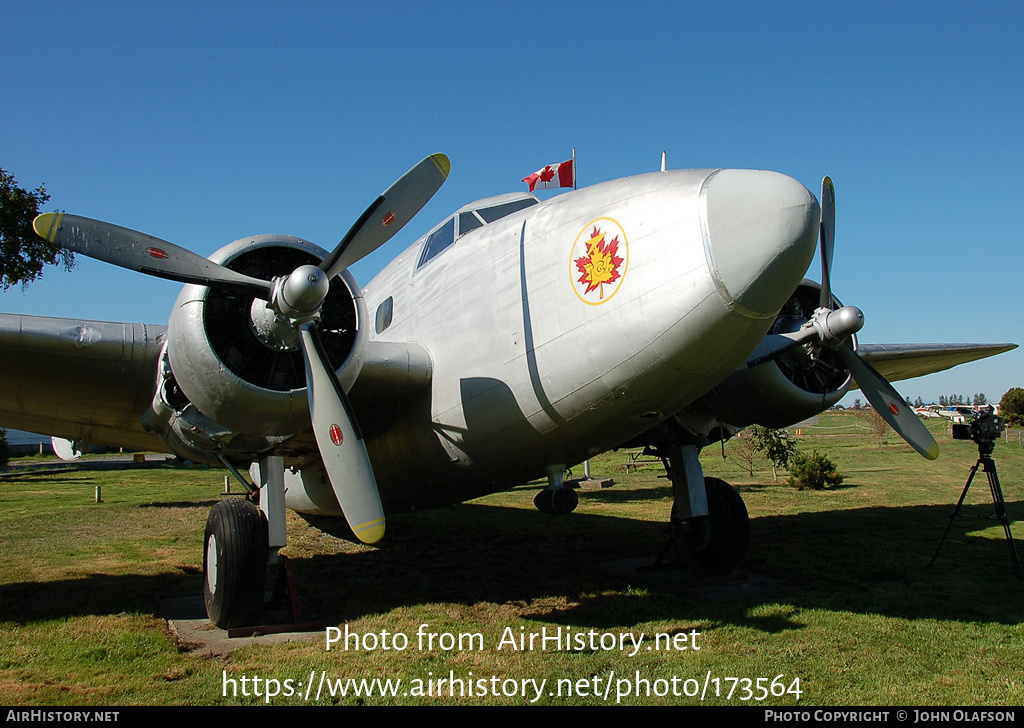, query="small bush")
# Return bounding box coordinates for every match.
[788,450,843,490]
[0,429,8,469]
